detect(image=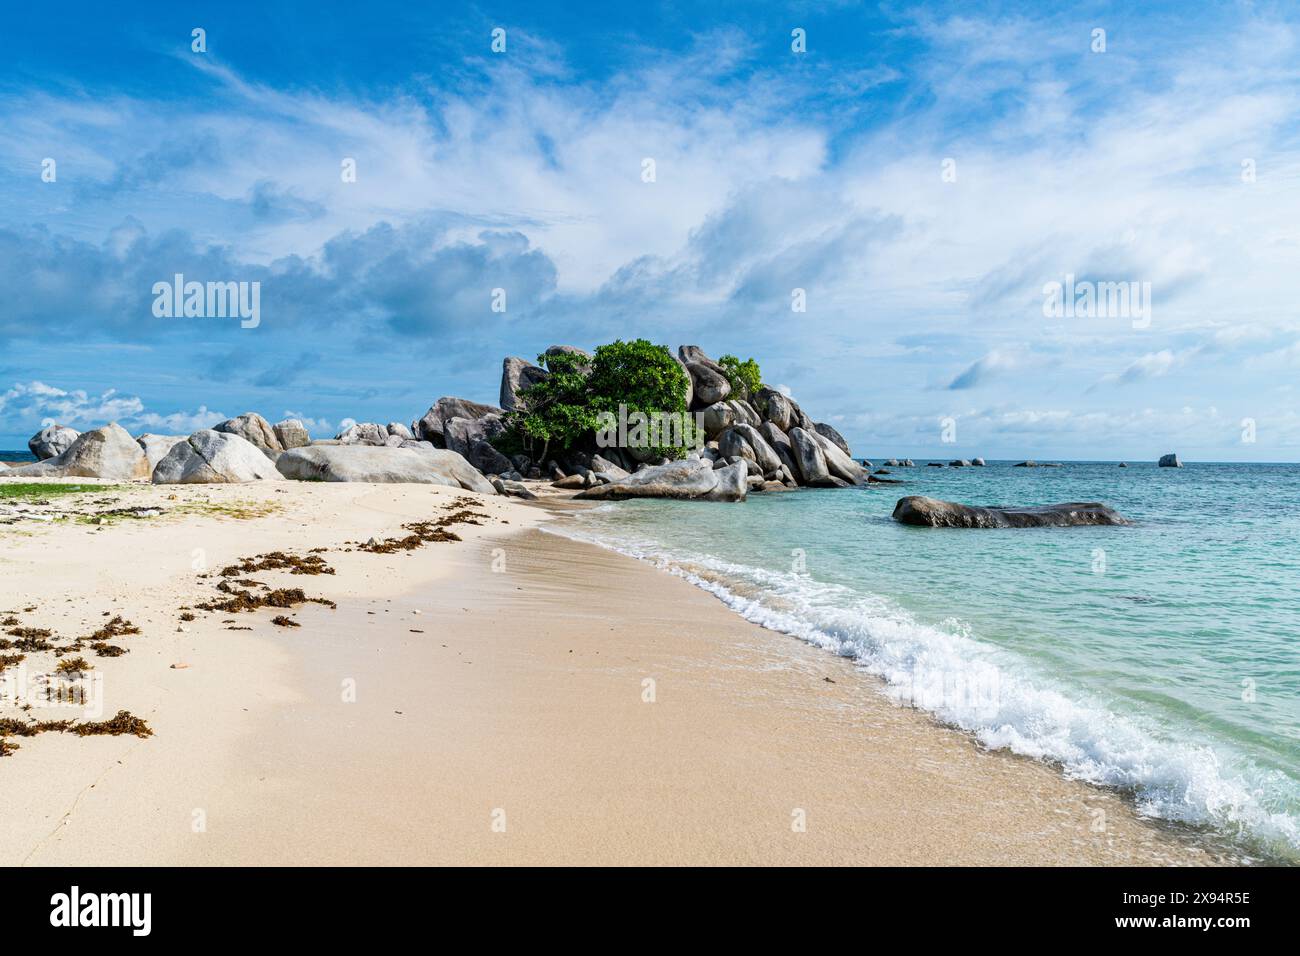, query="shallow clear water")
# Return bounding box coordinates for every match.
[554,460,1300,862]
